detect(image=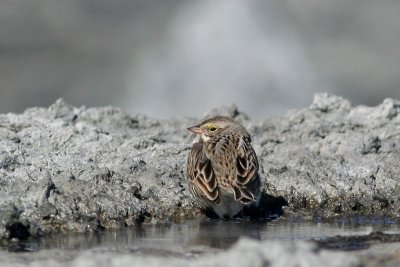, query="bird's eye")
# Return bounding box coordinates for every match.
[210,127,217,131]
